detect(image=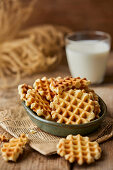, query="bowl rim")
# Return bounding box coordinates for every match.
[22,96,107,128]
